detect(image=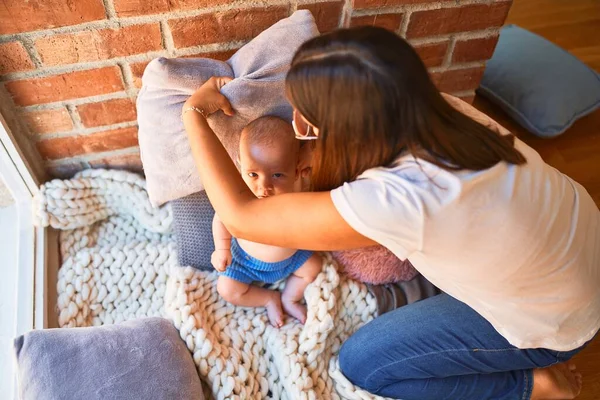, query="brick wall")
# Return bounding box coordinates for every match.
[0,0,511,178]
